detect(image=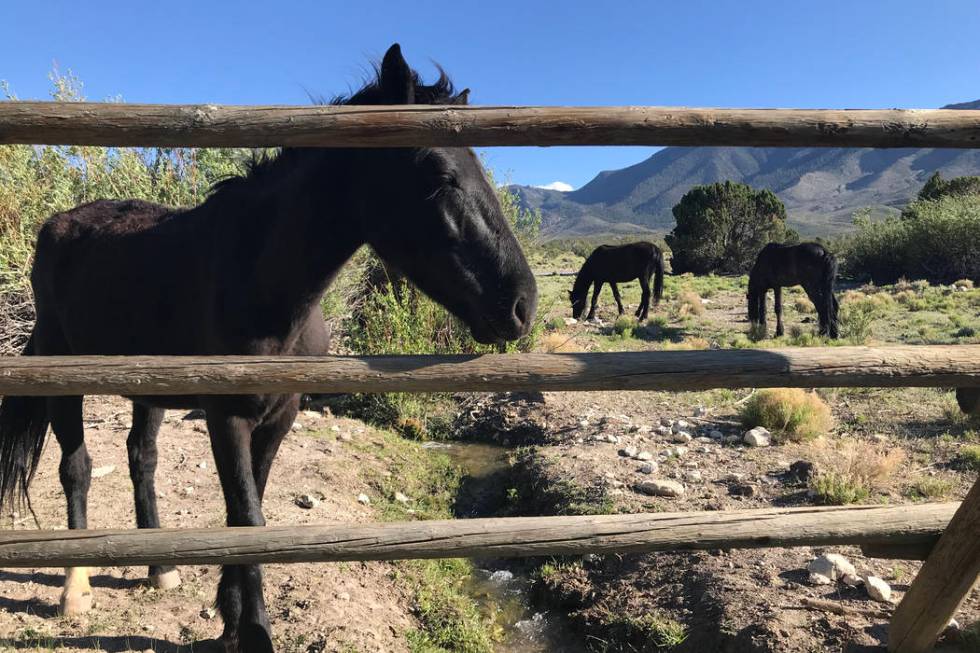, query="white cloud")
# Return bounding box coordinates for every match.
[534,181,574,192]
